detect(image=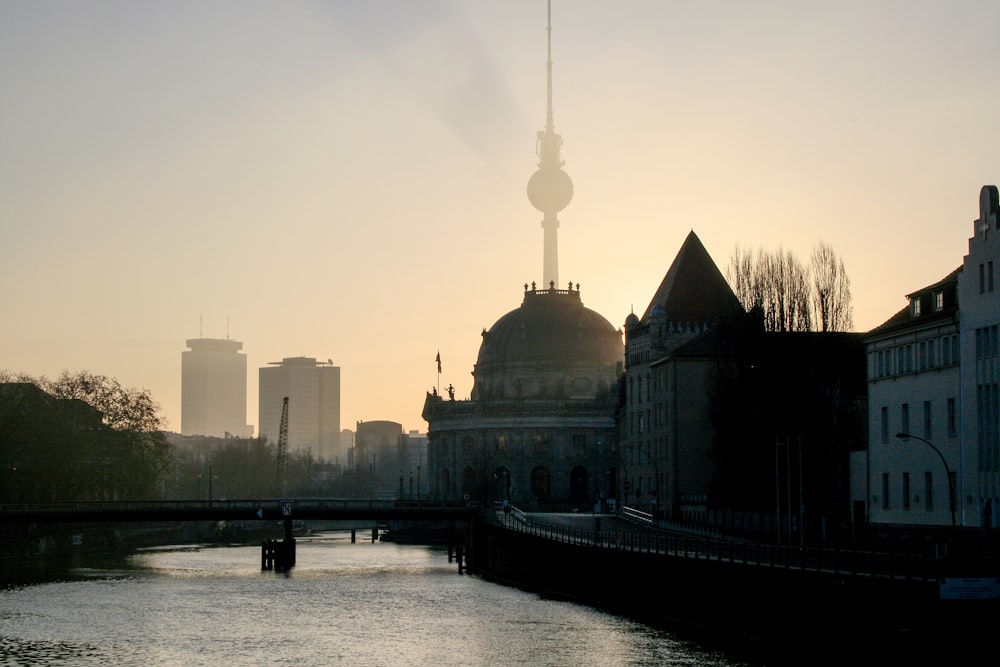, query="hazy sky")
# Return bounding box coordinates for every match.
[2,1,999,436]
